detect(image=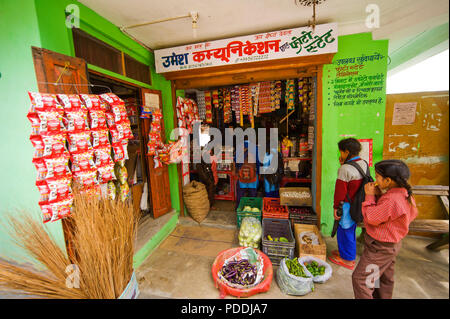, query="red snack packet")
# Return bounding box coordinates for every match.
[110,126,125,145]
[71,150,96,173]
[91,129,110,149]
[112,142,128,162]
[57,94,86,111]
[40,195,73,223]
[36,180,50,203]
[67,131,92,153]
[105,112,116,128]
[79,94,102,111]
[28,92,62,112]
[88,109,107,130]
[73,169,99,189]
[46,177,72,202]
[93,146,113,167]
[97,163,116,184]
[32,158,47,182]
[64,110,89,131]
[99,93,125,106]
[43,152,71,180]
[30,133,67,158]
[28,110,65,134]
